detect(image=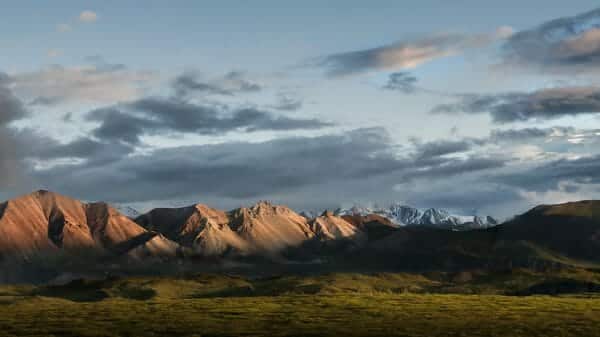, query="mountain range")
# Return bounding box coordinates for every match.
[119,203,498,231]
[1,190,599,283]
[331,204,498,230]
